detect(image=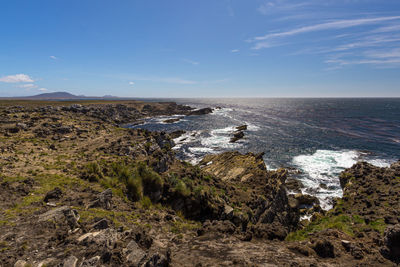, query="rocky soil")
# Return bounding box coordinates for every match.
[0,100,399,266]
